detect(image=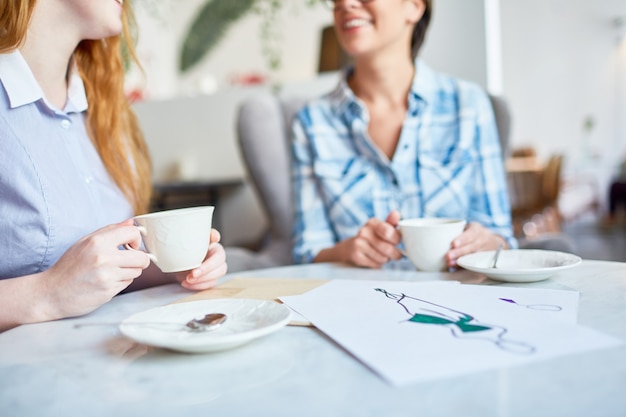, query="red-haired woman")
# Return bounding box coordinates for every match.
[0,0,227,331]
